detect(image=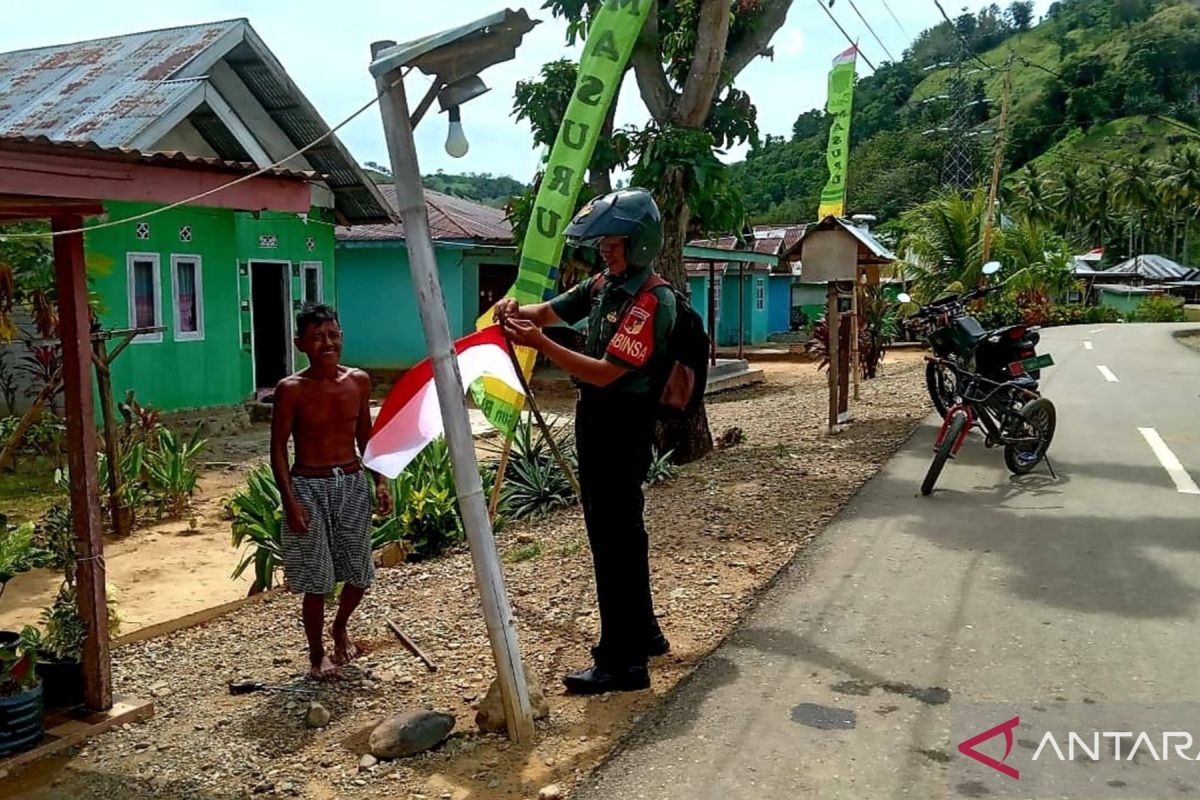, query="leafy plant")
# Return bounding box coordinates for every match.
[645,448,680,487]
[229,465,285,593]
[39,582,122,661]
[499,417,577,520]
[0,626,41,696]
[23,412,65,462]
[858,286,900,380]
[384,439,465,560]
[1134,294,1186,322]
[145,427,206,518]
[117,392,162,452]
[0,522,51,600]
